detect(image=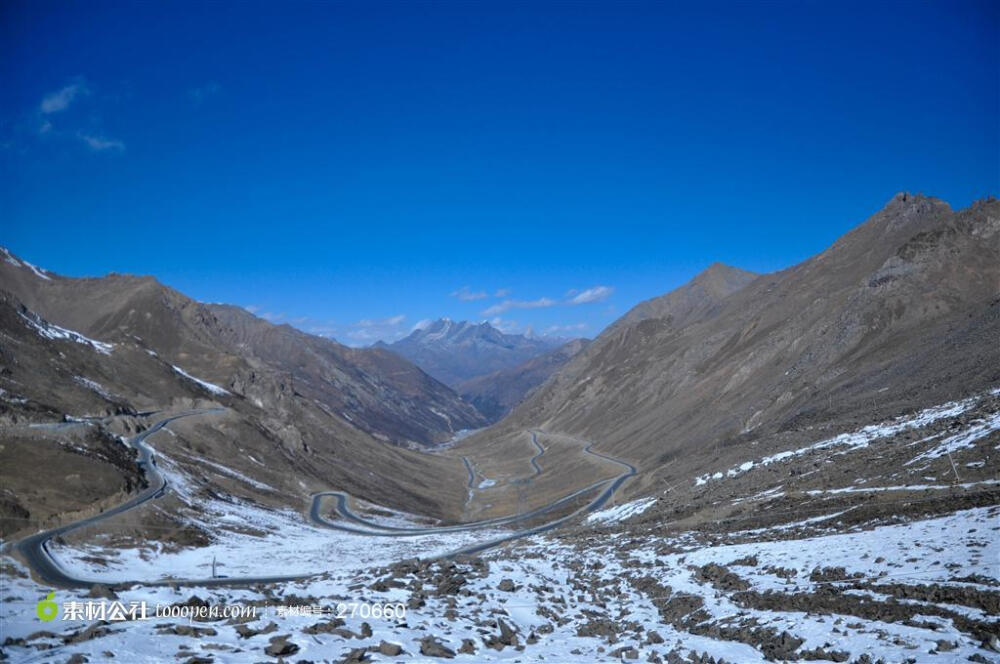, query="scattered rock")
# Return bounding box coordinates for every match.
[377,641,402,656]
[695,563,749,592]
[576,617,620,643]
[338,647,369,663]
[611,645,639,659]
[419,636,455,658]
[64,622,116,645]
[234,621,278,639]
[87,584,118,600]
[159,624,217,638]
[498,618,518,645]
[264,634,300,657]
[728,555,758,567]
